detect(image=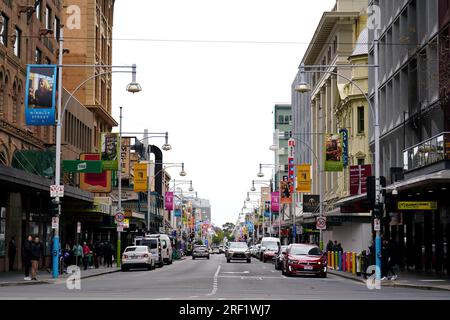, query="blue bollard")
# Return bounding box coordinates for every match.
[52,235,60,279]
[338,251,342,271]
